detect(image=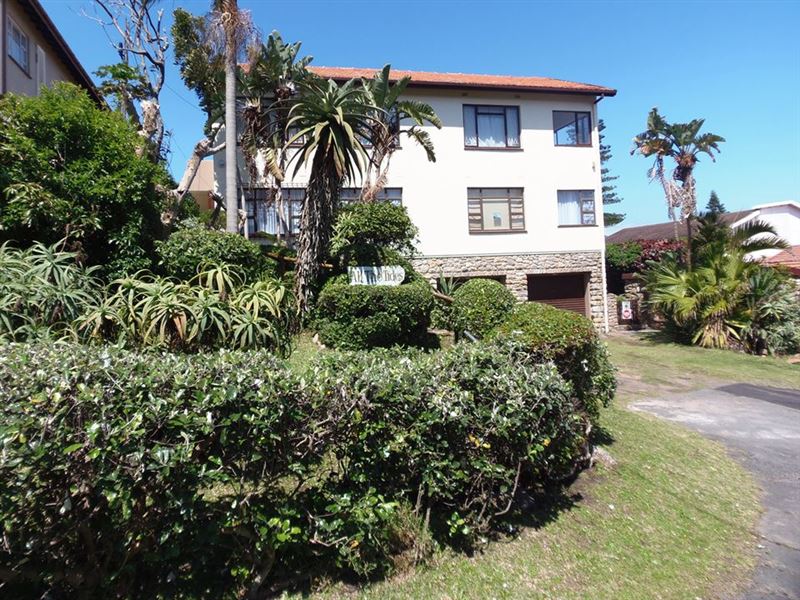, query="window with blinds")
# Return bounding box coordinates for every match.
[467,188,525,233]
